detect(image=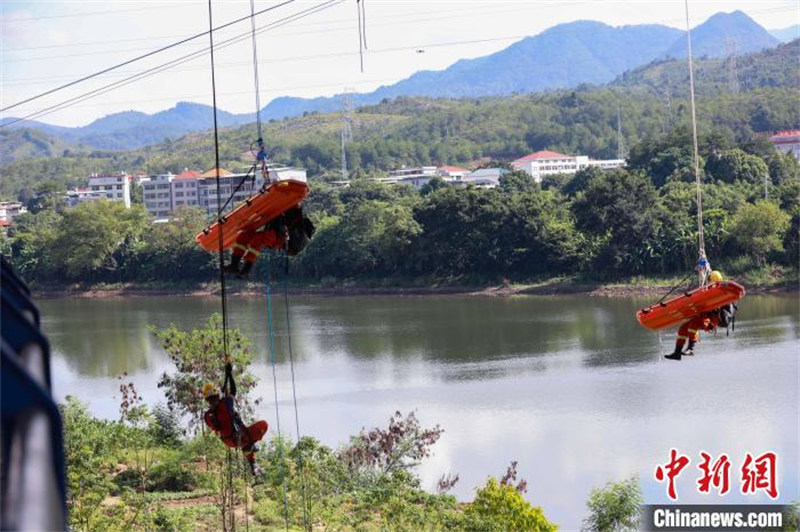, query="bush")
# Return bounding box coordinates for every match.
[583,476,643,532]
[463,477,557,532]
[149,403,183,447]
[147,459,198,492]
